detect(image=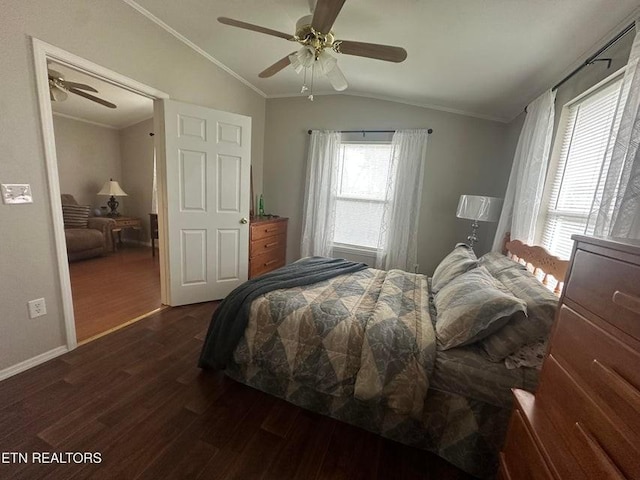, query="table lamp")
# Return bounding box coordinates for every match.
[98,179,128,217]
[456,195,503,247]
